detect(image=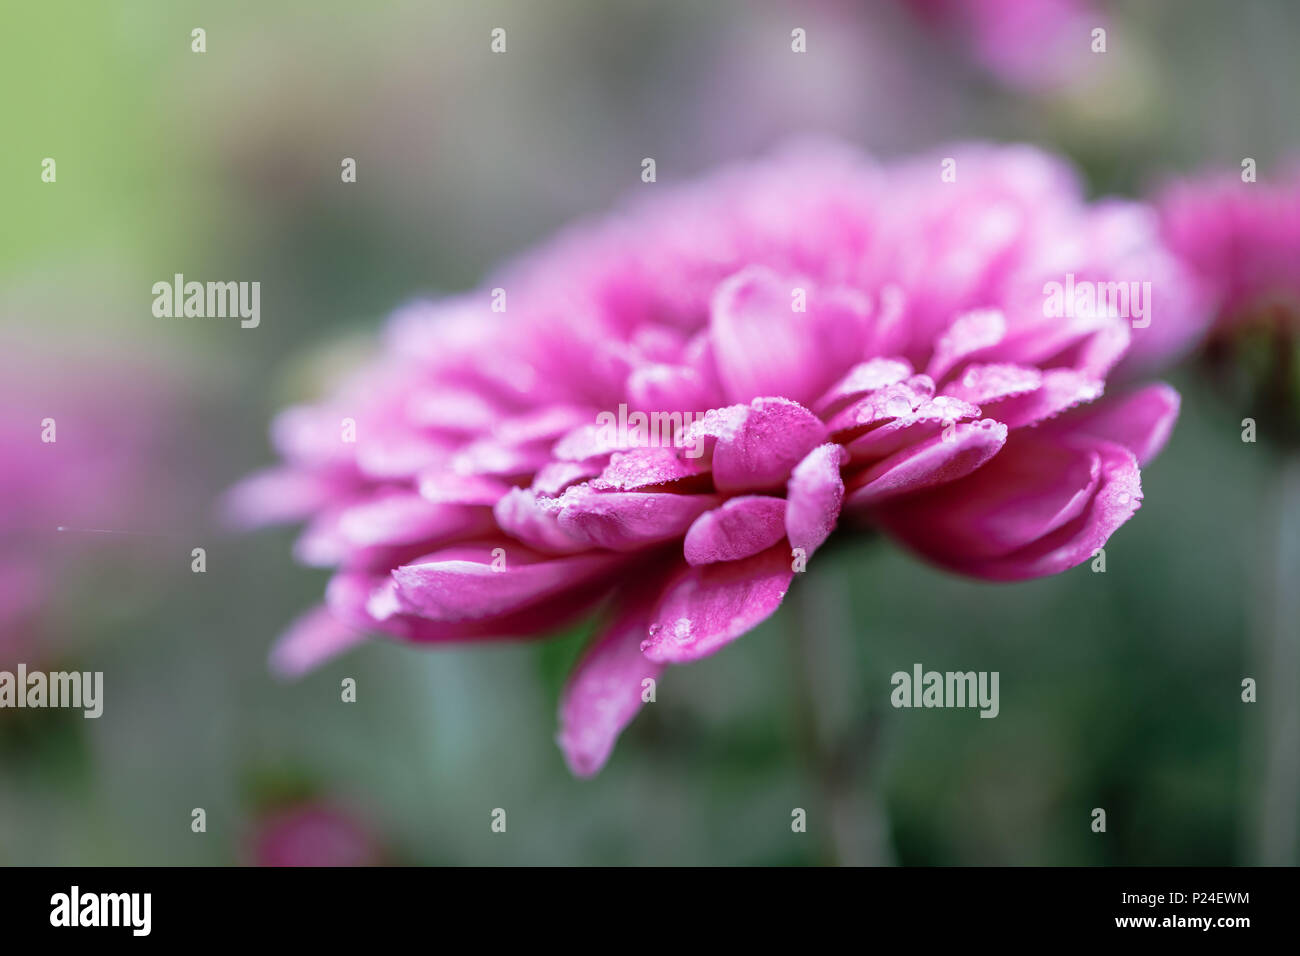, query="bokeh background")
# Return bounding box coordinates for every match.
[1,0,1297,865]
